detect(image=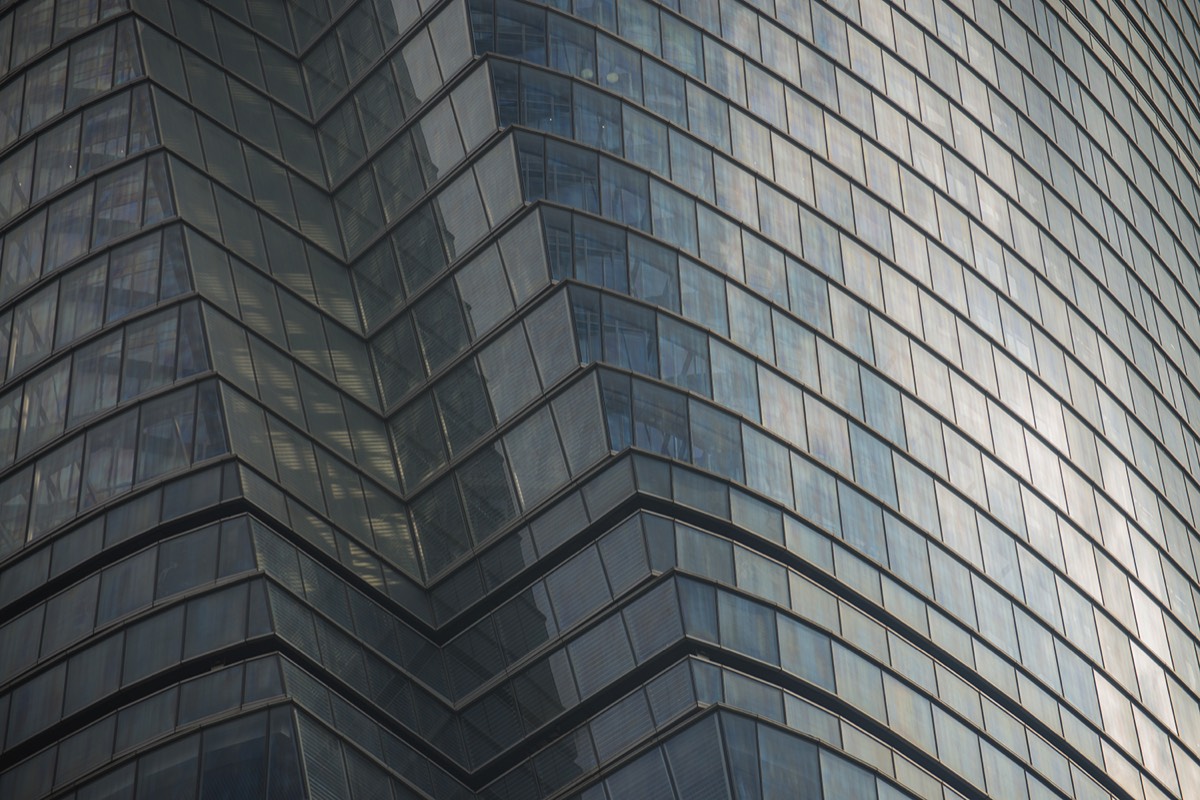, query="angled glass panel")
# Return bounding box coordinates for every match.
[121,309,178,401]
[136,386,197,482]
[21,357,71,455]
[81,408,137,509]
